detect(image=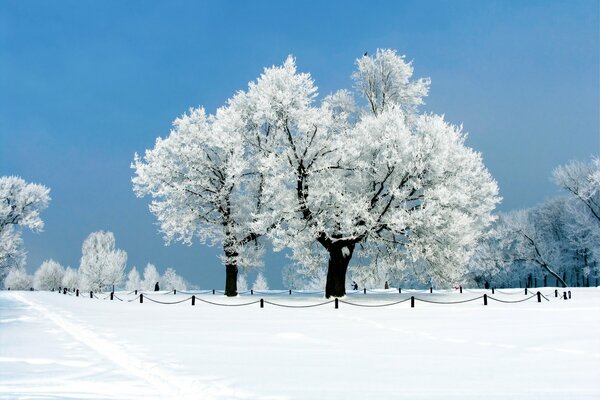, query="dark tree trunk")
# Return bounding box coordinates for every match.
[325,243,355,298]
[225,263,238,297]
